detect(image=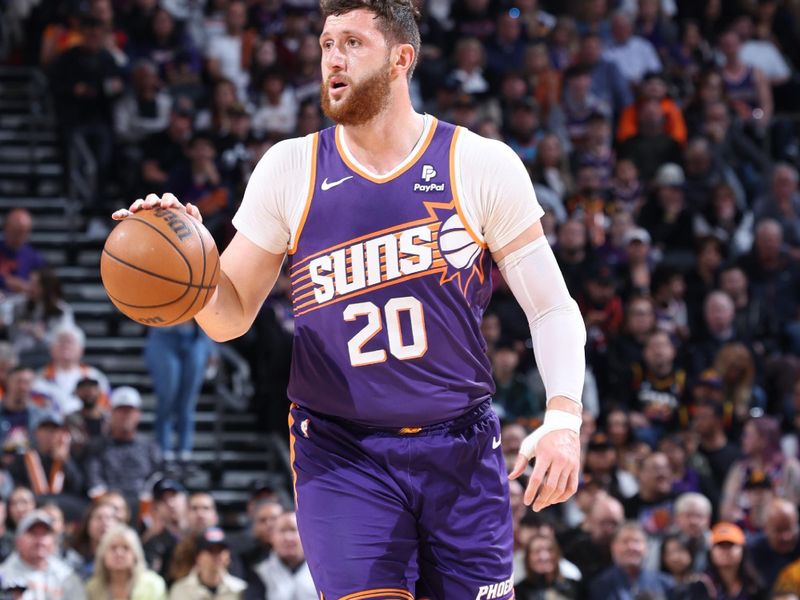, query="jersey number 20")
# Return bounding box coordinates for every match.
[343,297,427,367]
